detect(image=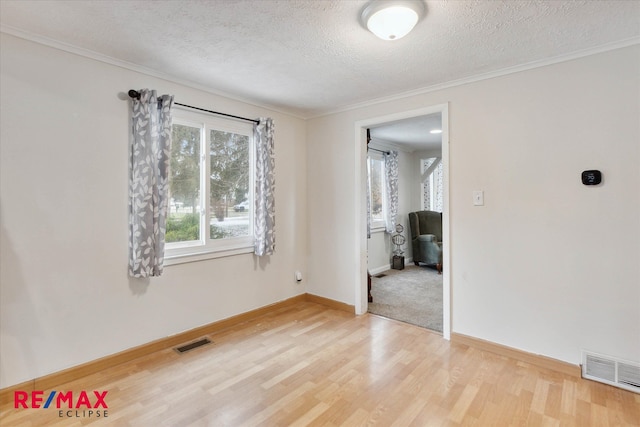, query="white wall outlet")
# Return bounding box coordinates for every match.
[473,190,484,206]
[295,271,303,282]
